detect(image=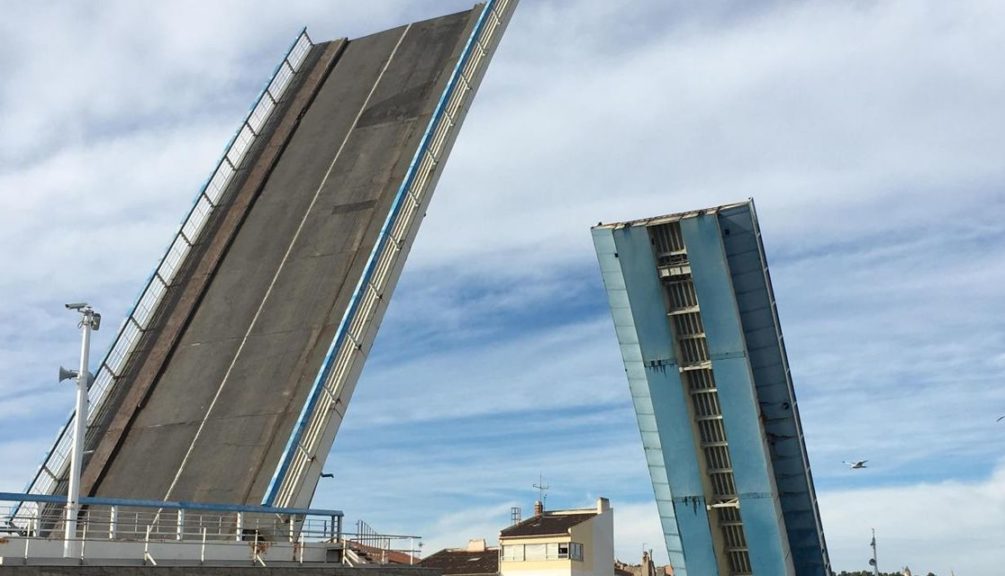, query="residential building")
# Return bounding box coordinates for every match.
[499,498,614,576]
[591,201,830,576]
